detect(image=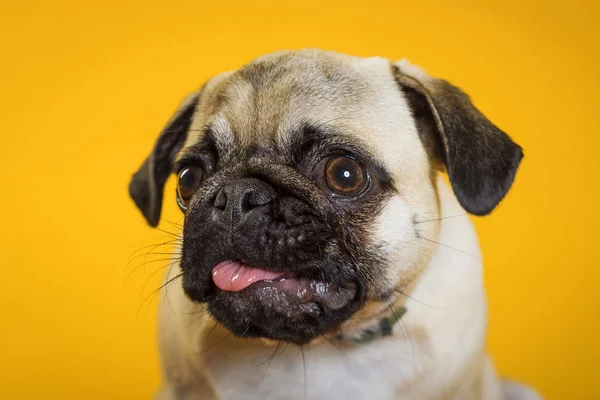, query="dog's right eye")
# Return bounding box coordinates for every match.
[176,166,203,211]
